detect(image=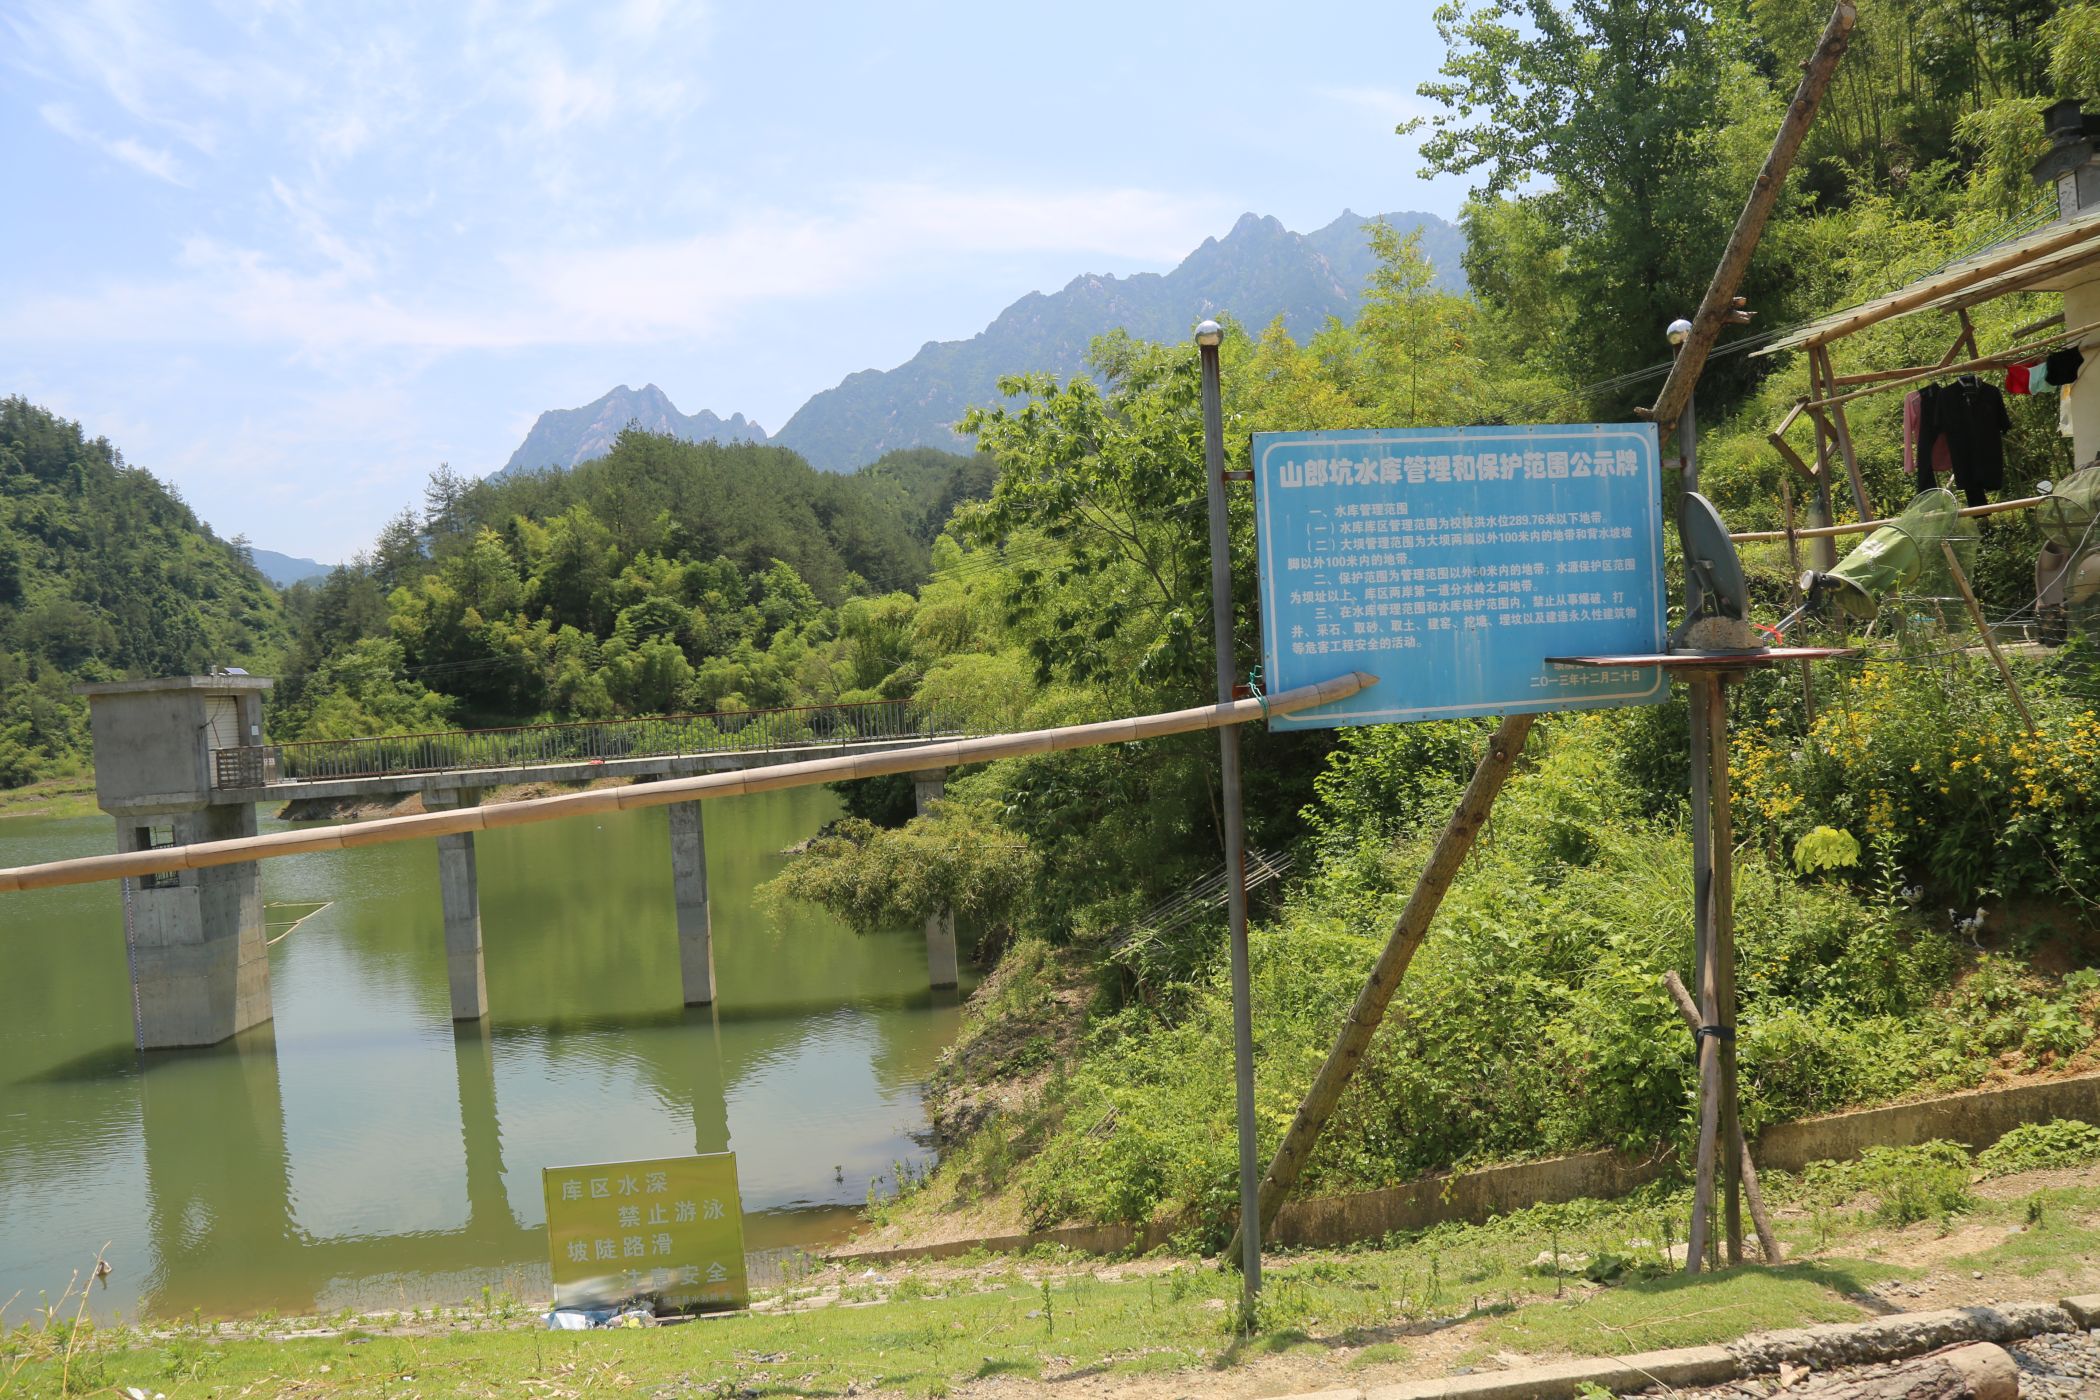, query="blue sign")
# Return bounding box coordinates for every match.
[1252,424,1667,728]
